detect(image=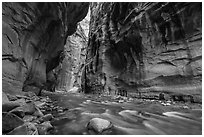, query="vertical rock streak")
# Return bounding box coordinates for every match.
[83,2,201,100]
[2,2,89,94]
